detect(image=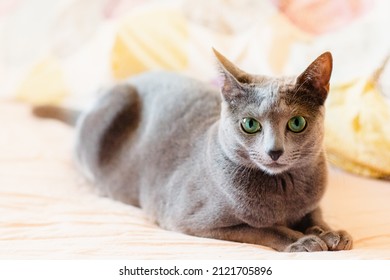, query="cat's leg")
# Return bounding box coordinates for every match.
[199,224,328,252]
[293,208,353,251]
